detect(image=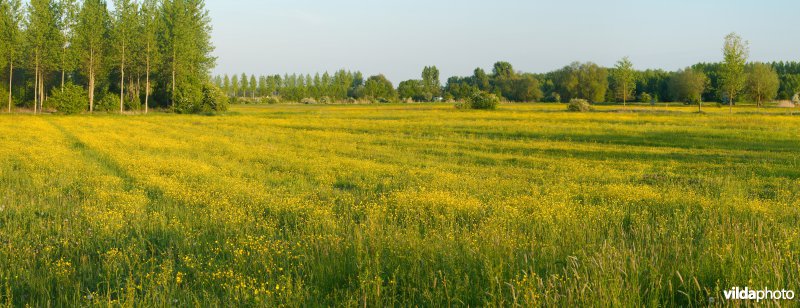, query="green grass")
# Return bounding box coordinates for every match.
[0,103,798,306]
